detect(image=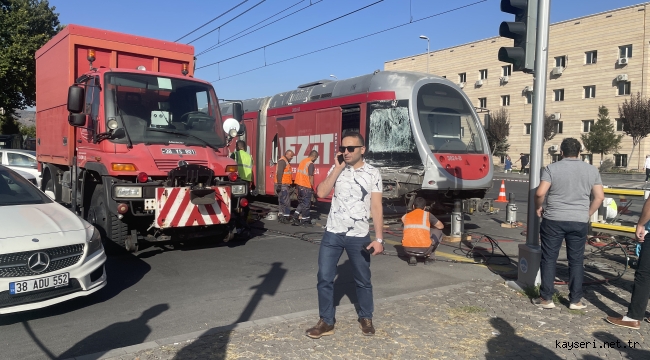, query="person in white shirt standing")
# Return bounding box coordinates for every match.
[645,155,650,183]
[305,132,384,339]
